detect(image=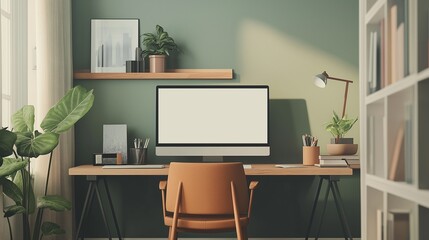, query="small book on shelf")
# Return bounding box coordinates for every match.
[389,125,405,181]
[387,210,410,240]
[376,209,383,240]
